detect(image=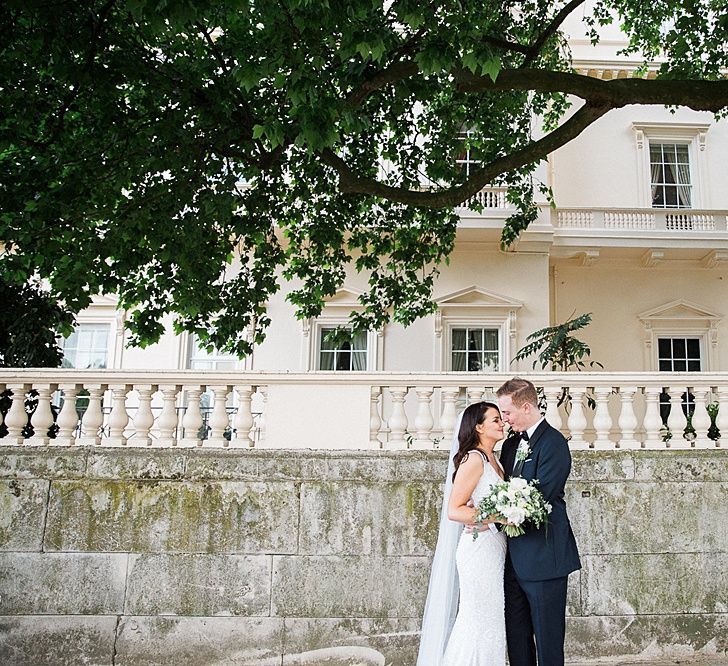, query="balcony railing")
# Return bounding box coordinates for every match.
[458,186,510,211]
[1,370,727,451]
[554,207,728,232]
